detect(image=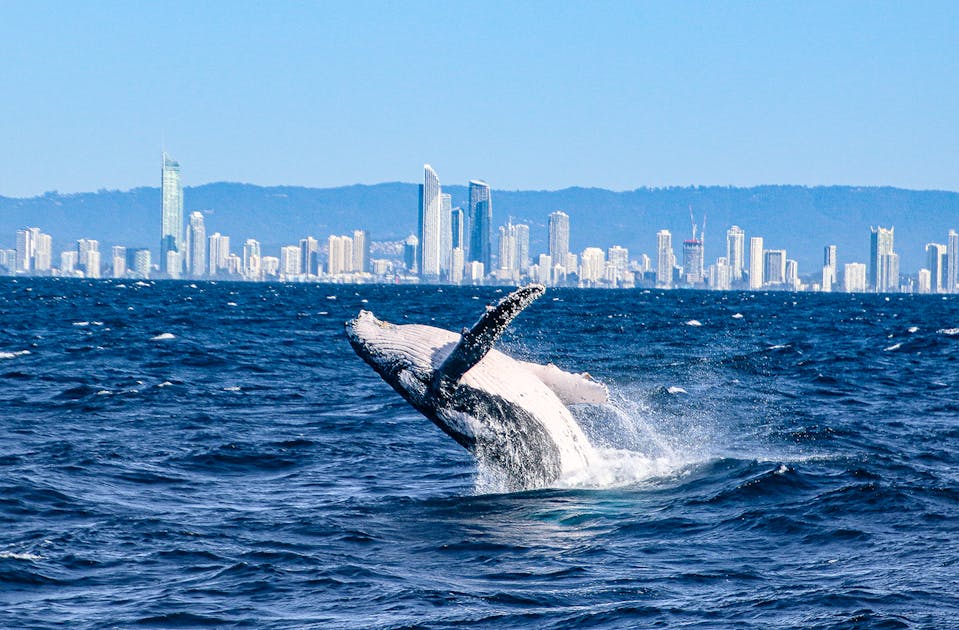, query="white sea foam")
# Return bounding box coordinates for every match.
[667,386,688,395]
[157,381,173,388]
[0,551,42,561]
[938,328,959,336]
[884,342,902,352]
[0,350,31,360]
[732,313,744,319]
[223,386,241,392]
[907,326,919,333]
[151,333,175,341]
[685,319,703,327]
